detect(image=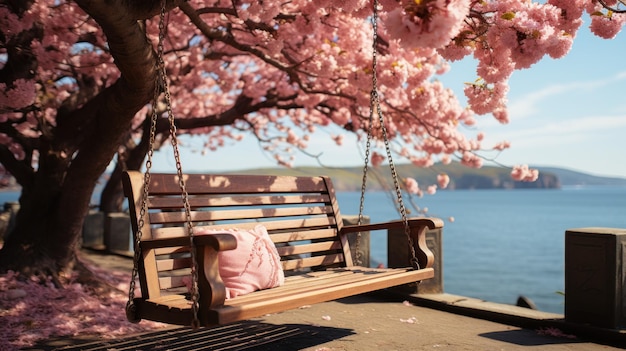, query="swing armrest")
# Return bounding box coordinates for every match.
[339,217,443,269]
[139,233,238,252]
[139,234,237,311]
[339,217,443,234]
